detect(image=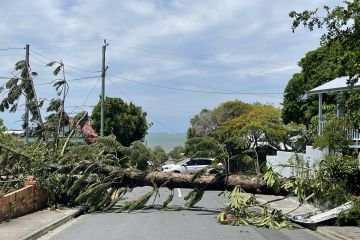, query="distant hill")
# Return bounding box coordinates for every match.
[145,132,186,152]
